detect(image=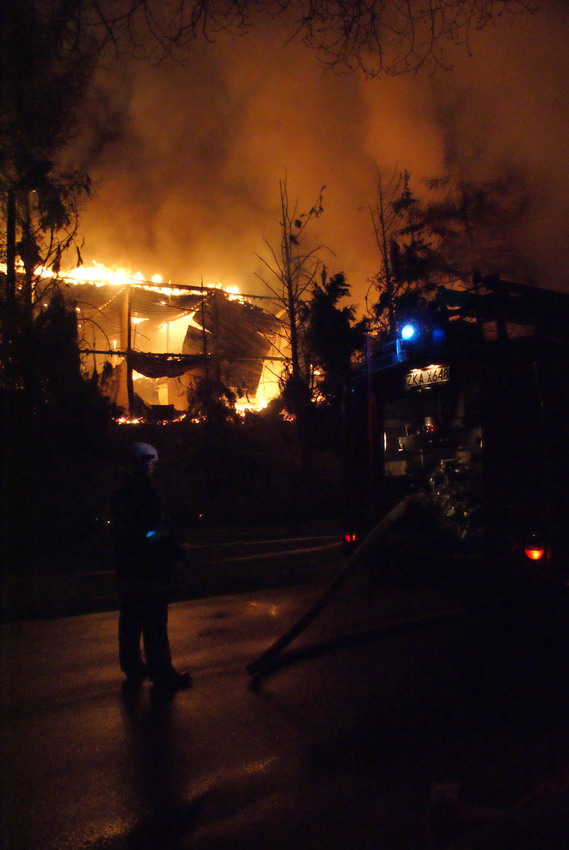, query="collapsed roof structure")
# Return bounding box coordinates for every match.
[61,272,284,417]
